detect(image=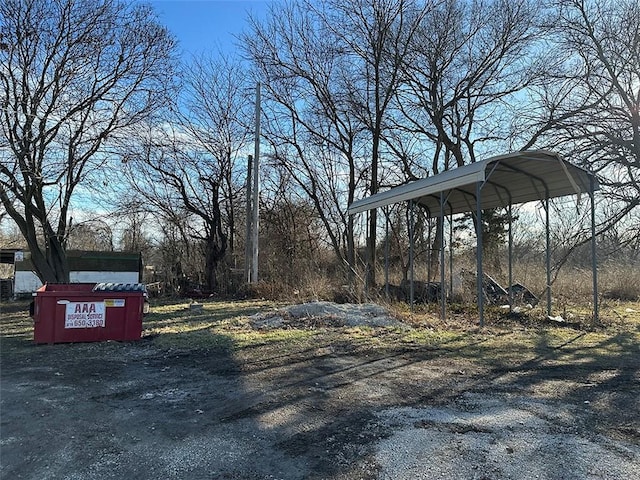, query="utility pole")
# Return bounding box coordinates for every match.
[244,154,253,283]
[251,83,261,283]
